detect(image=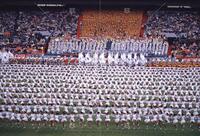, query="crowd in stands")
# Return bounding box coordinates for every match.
[0,11,16,34]
[0,44,45,55]
[16,10,79,43]
[81,10,143,38]
[171,40,200,58]
[146,11,200,39]
[146,11,200,58]
[0,9,79,55]
[0,64,200,127]
[48,37,169,57]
